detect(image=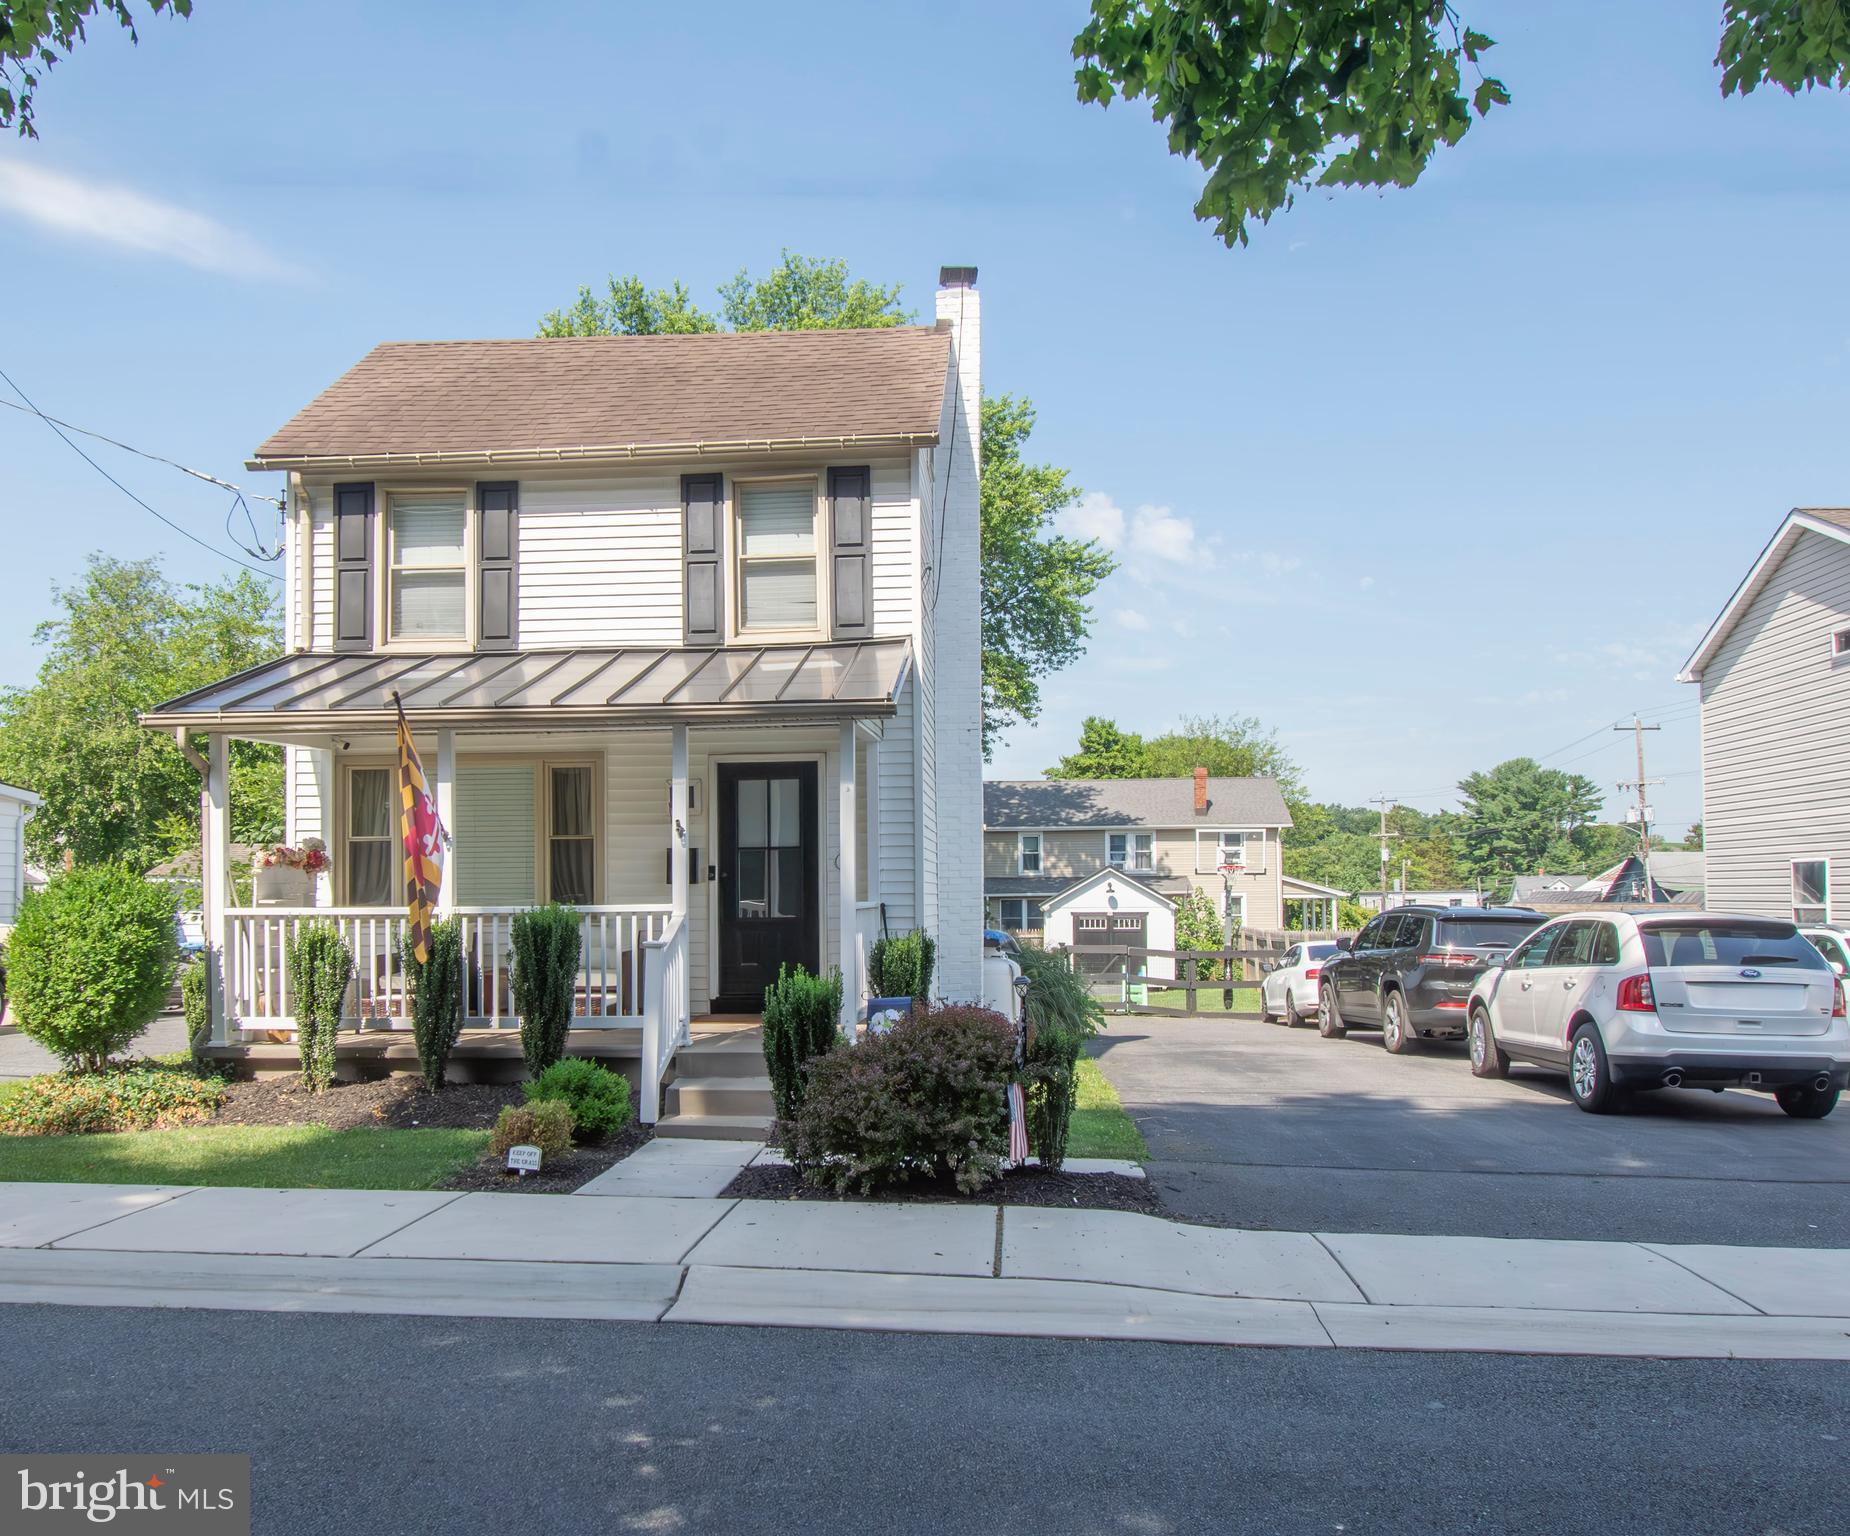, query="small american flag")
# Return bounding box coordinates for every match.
[1007,1082,1028,1165]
